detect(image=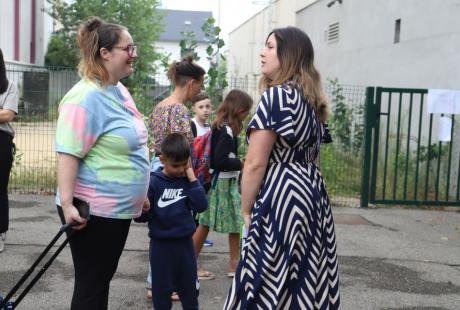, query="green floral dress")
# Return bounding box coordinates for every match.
[199,125,242,233]
[199,178,242,233]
